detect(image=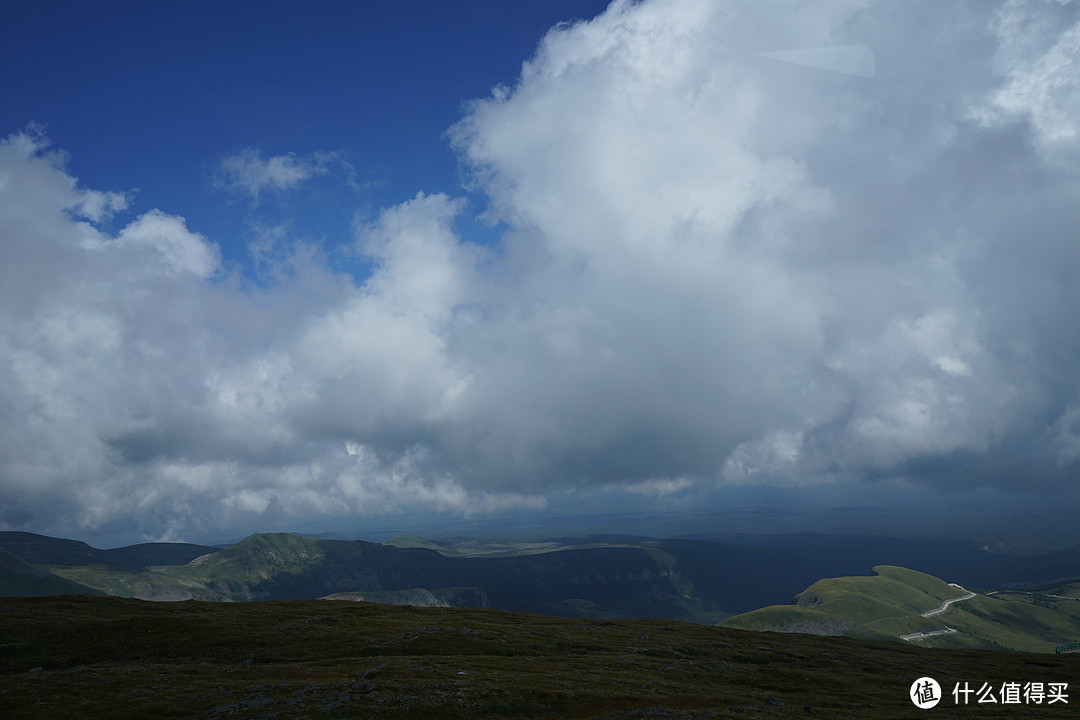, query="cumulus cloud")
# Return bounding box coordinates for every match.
[0,131,537,540]
[3,0,1080,541]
